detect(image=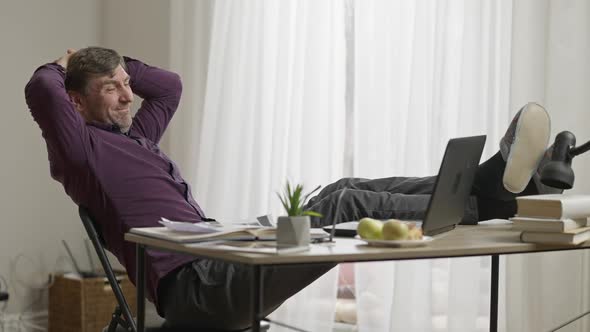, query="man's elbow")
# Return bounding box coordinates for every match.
[24,75,50,107]
[171,72,183,99]
[24,75,40,100]
[166,72,183,107]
